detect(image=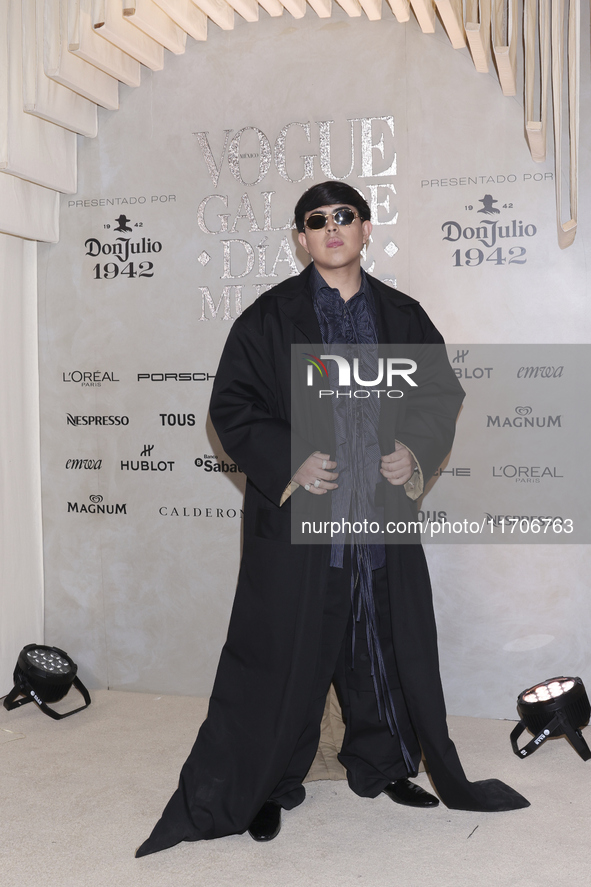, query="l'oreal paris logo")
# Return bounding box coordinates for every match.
[304,353,417,399]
